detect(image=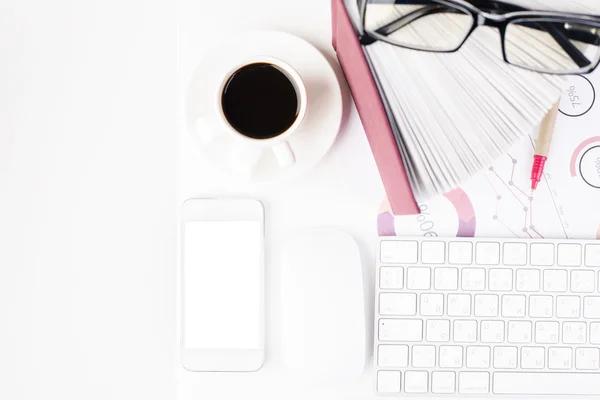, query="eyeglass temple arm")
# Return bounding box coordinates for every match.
[368,1,597,69]
[374,4,454,38]
[538,22,592,68]
[371,0,524,39]
[469,0,600,59]
[371,2,584,46]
